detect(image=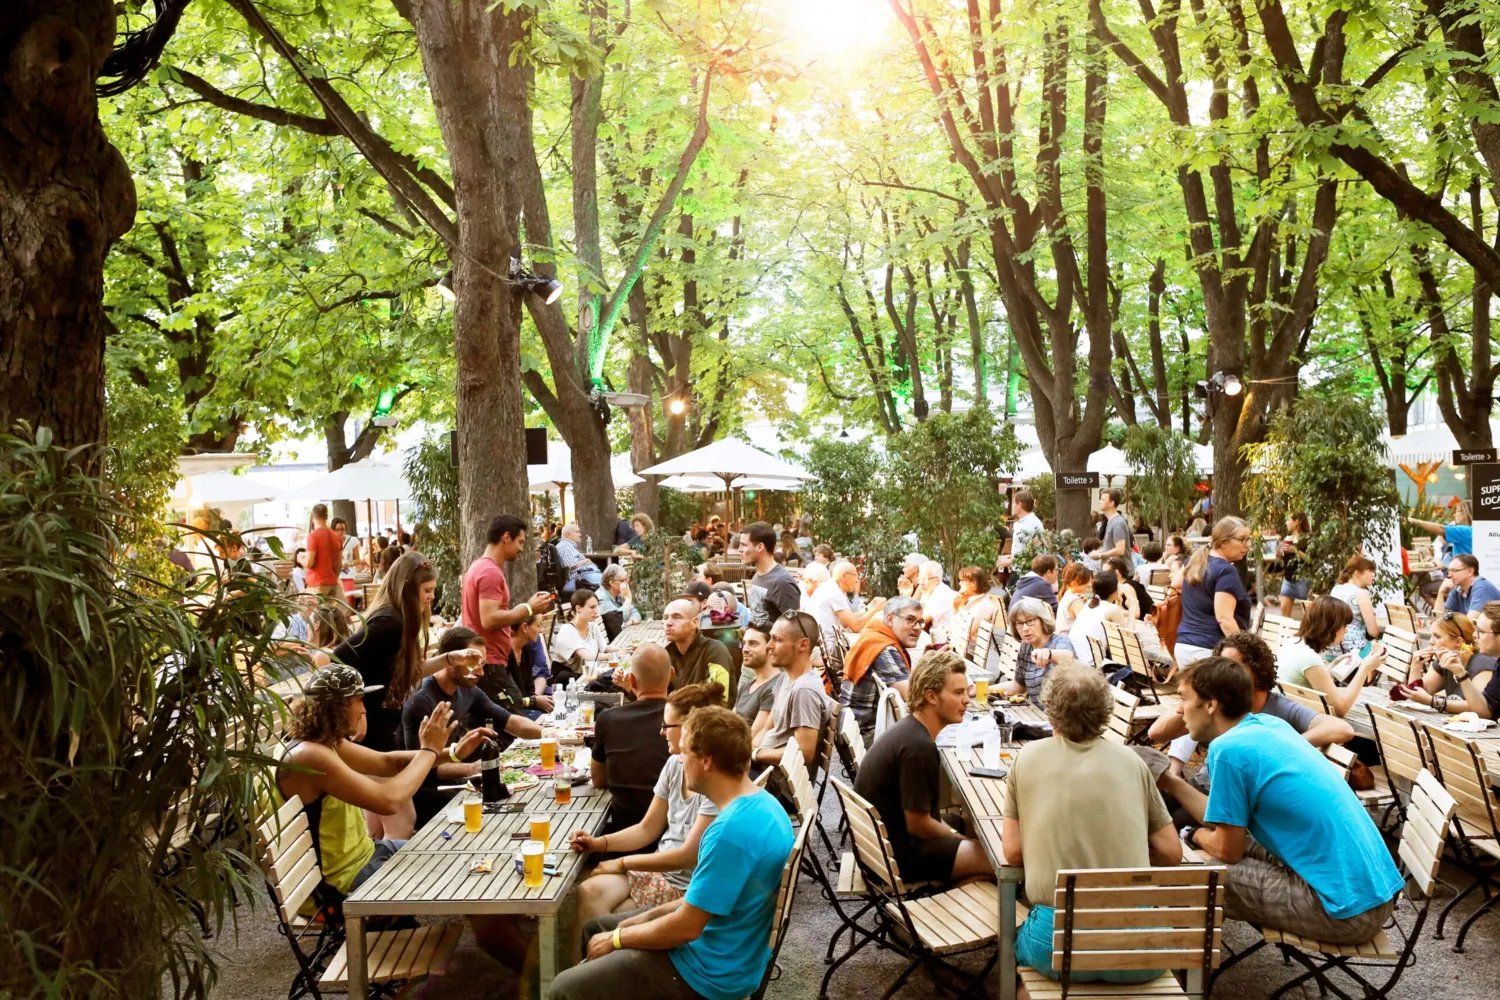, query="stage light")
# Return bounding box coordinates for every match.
[668,397,687,416]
